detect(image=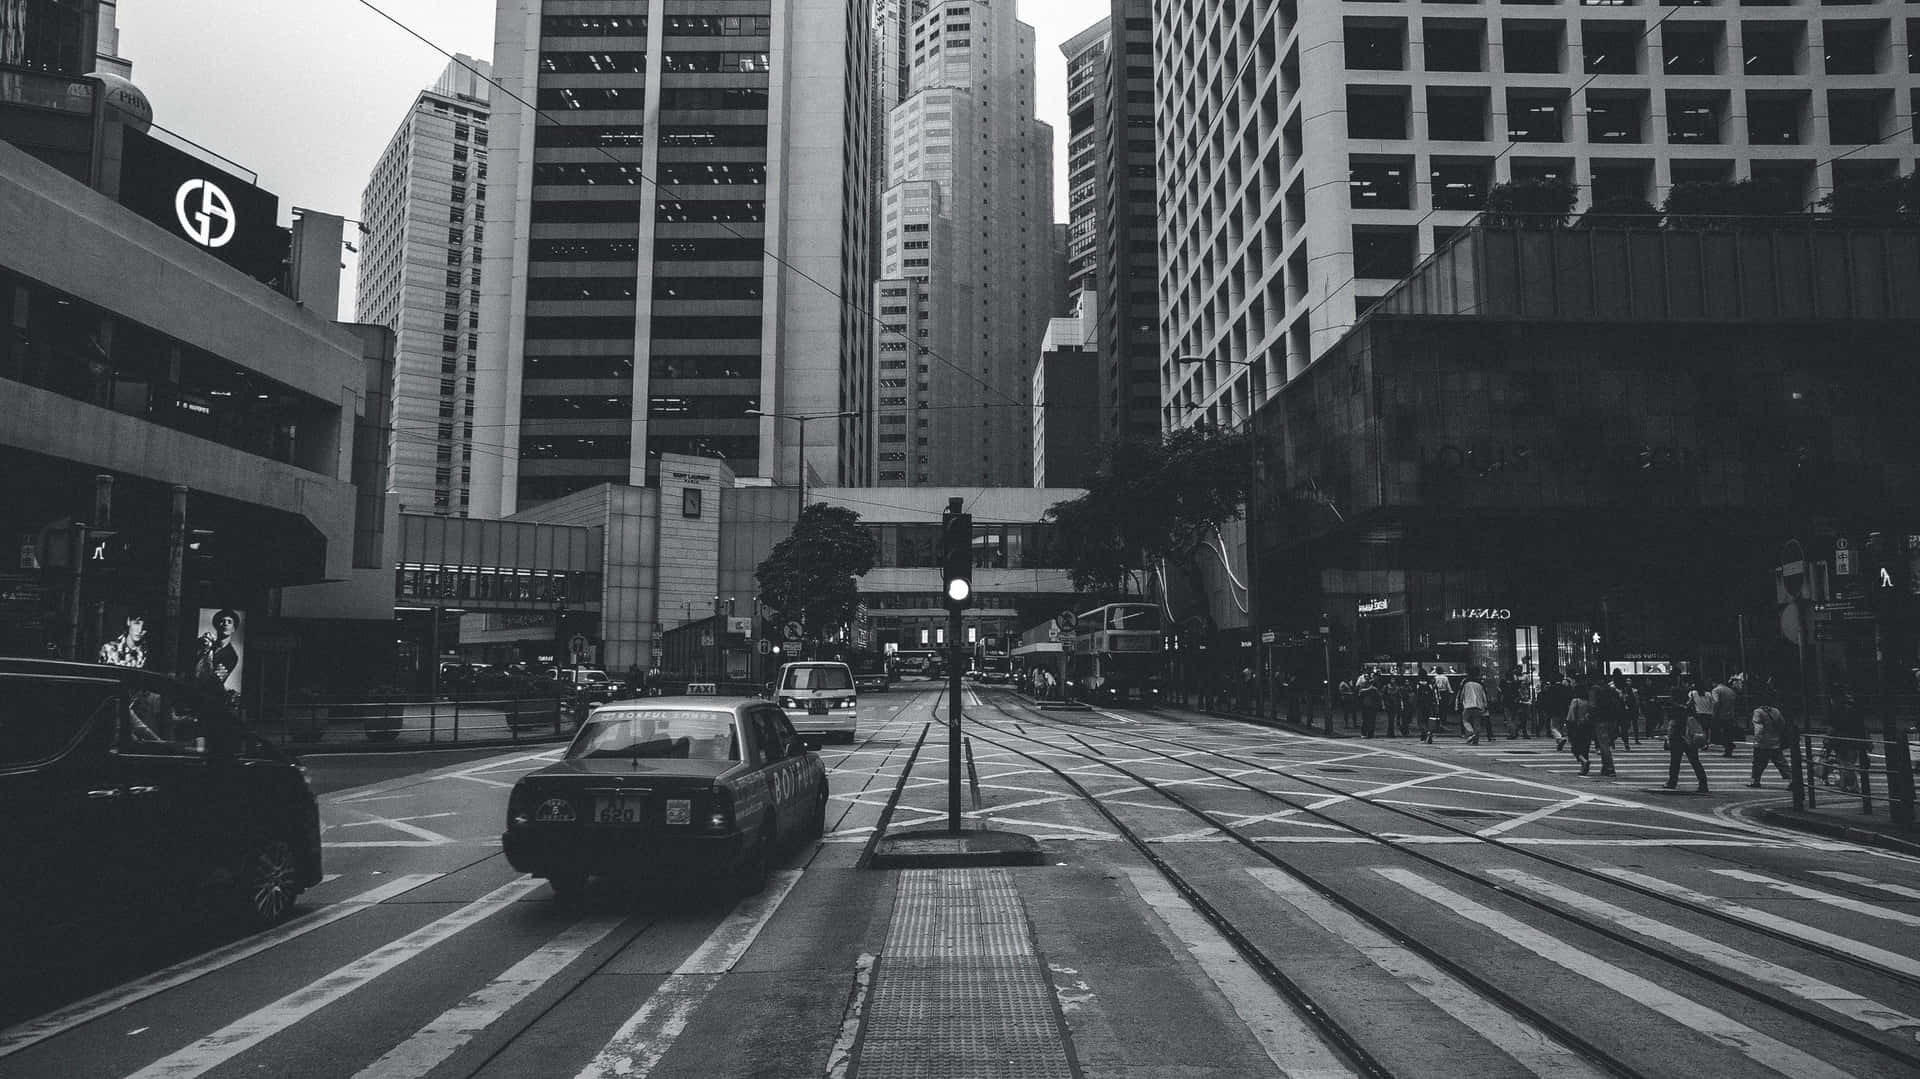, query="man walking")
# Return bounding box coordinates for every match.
[1747,691,1793,788]
[1539,675,1574,752]
[1460,668,1490,746]
[1711,675,1741,758]
[1665,699,1711,794]
[1358,675,1381,738]
[1590,680,1622,776]
[1566,683,1597,774]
